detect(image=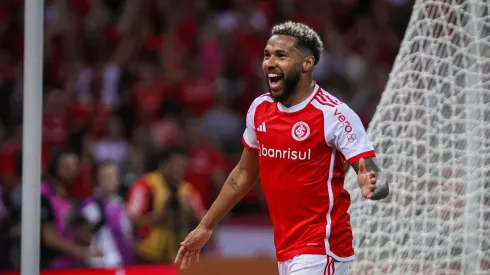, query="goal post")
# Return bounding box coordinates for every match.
[21,1,44,275]
[345,1,490,274]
